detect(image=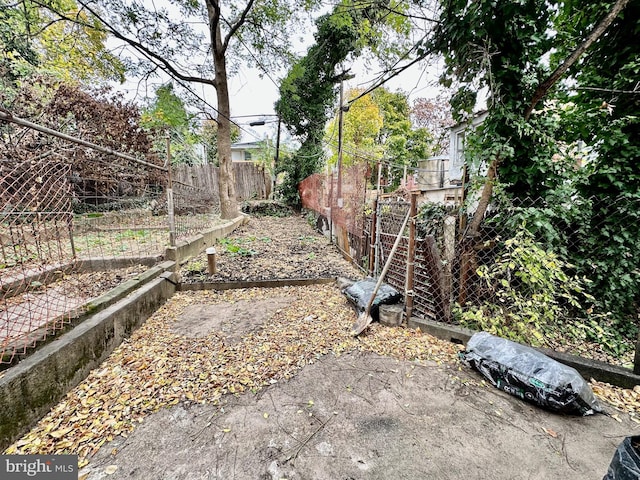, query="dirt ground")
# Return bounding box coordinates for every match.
[5,213,640,479]
[72,286,634,480]
[179,215,362,282]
